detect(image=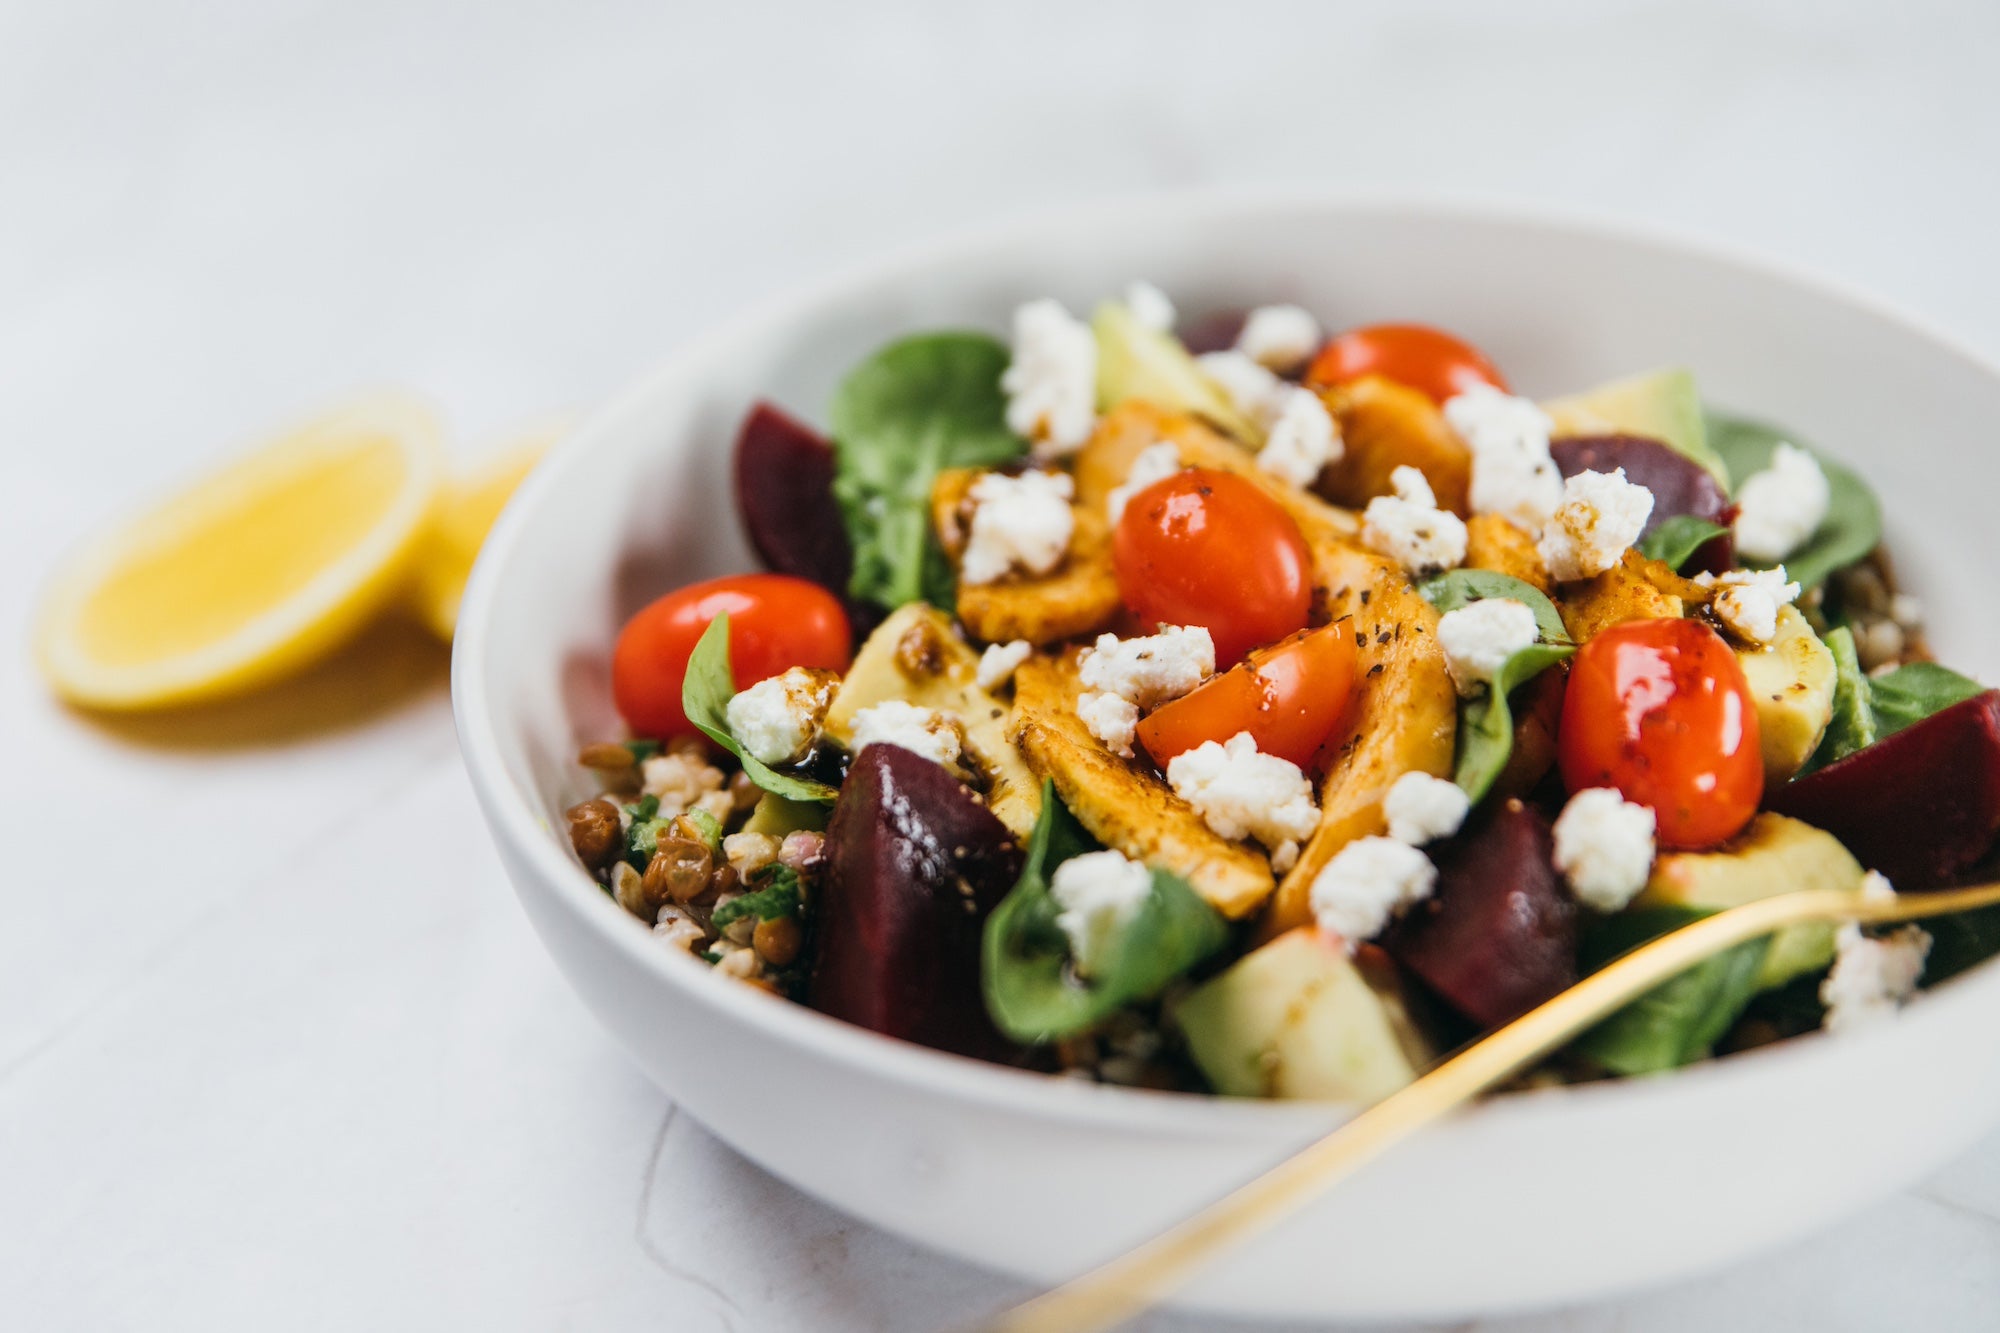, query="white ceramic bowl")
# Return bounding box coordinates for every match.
[453,192,2000,1323]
